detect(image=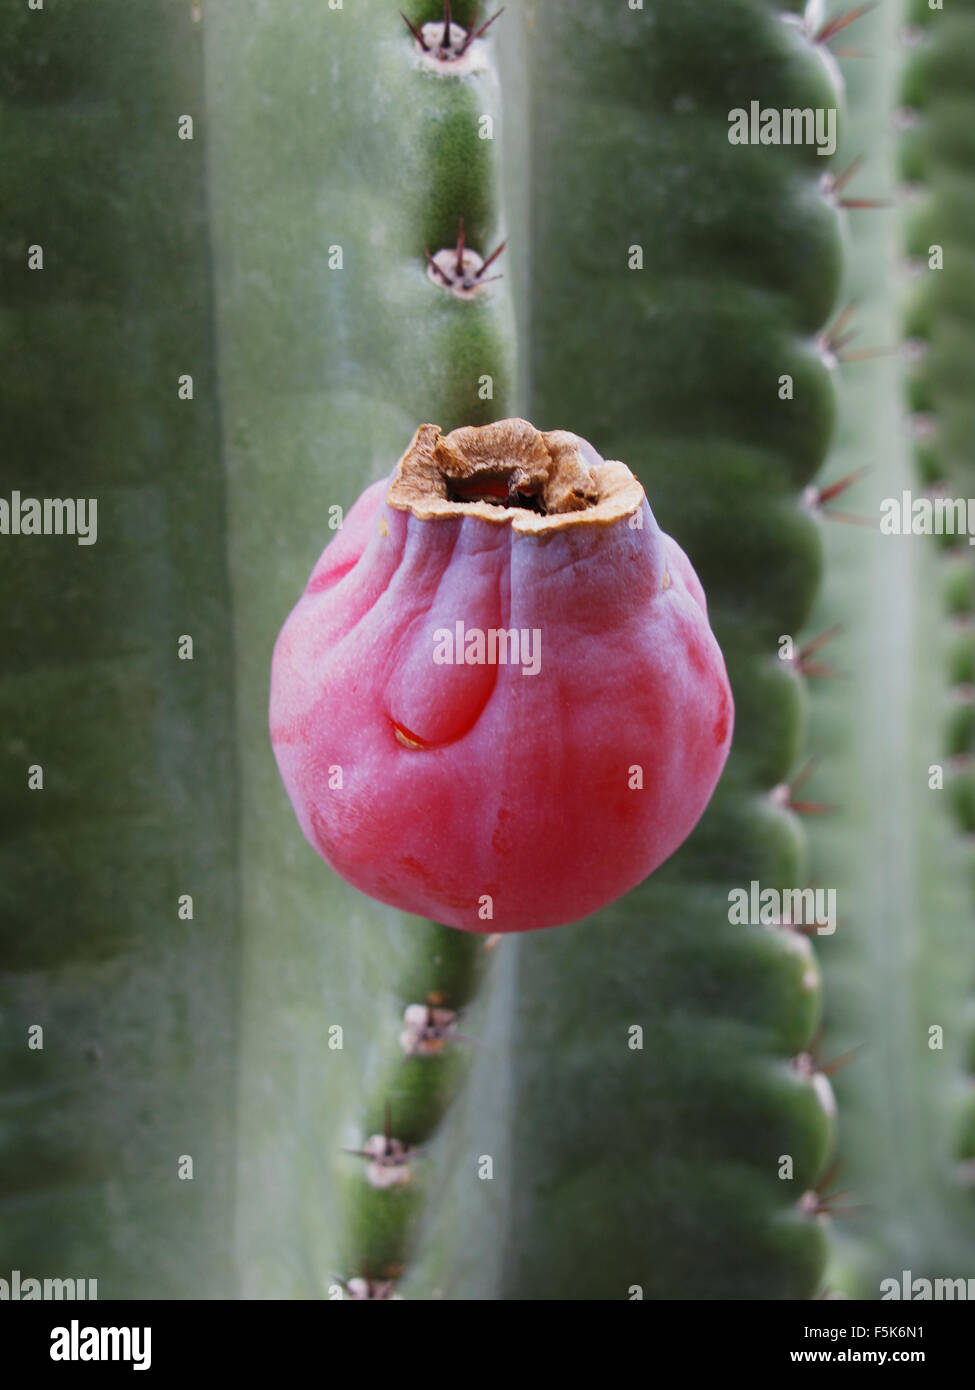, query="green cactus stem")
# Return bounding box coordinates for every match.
[898,0,975,1197]
[407,0,847,1298]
